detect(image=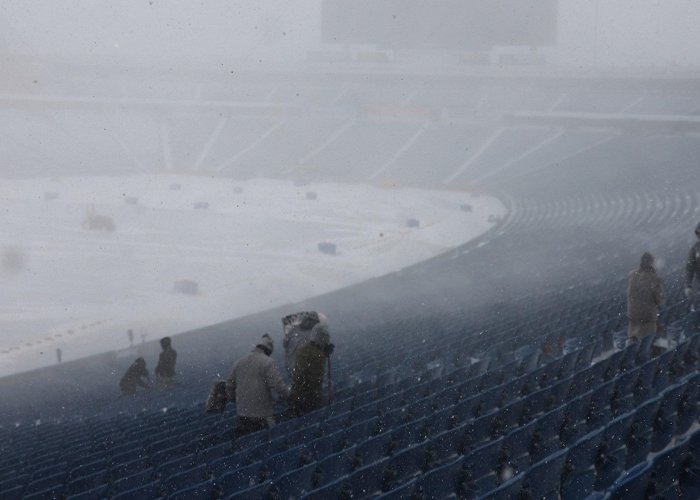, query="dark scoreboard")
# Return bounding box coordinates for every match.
[322,0,557,49]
